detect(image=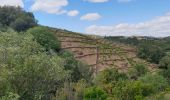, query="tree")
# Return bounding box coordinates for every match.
[10,13,37,32]
[137,43,165,64]
[0,31,68,100]
[0,6,37,32]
